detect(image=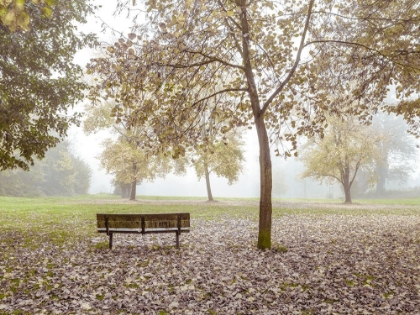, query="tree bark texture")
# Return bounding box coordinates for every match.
[255,116,273,249]
[343,182,352,203]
